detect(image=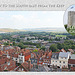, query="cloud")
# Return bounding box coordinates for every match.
[12,15,27,21]
[0,11,64,29]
